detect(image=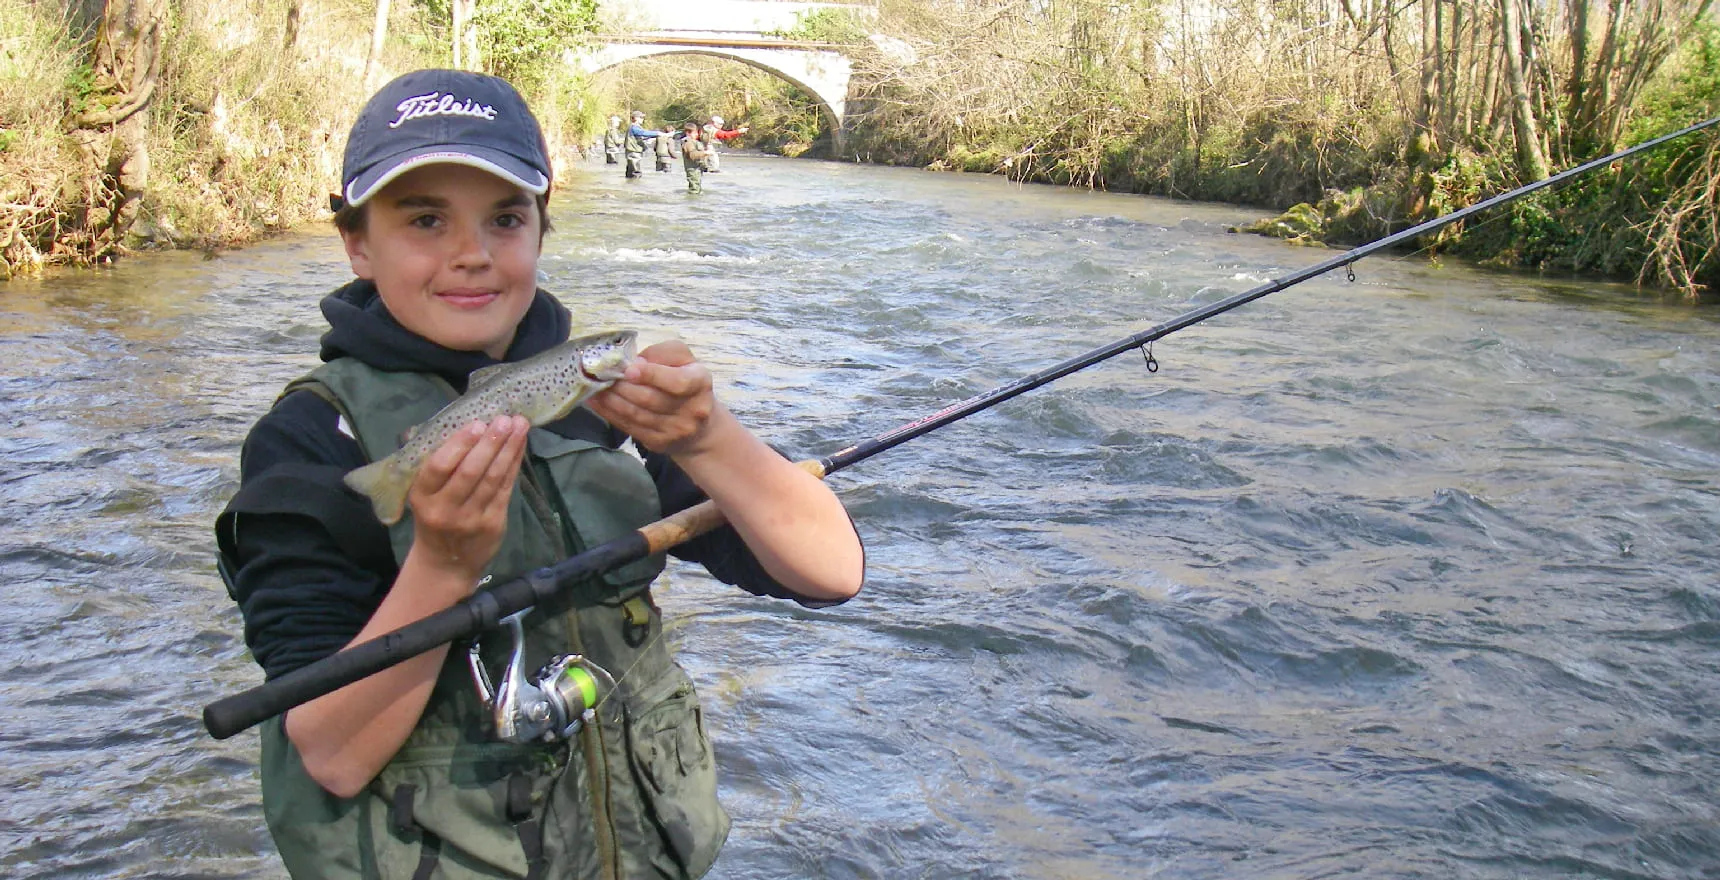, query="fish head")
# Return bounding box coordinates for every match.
[574,329,637,382]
